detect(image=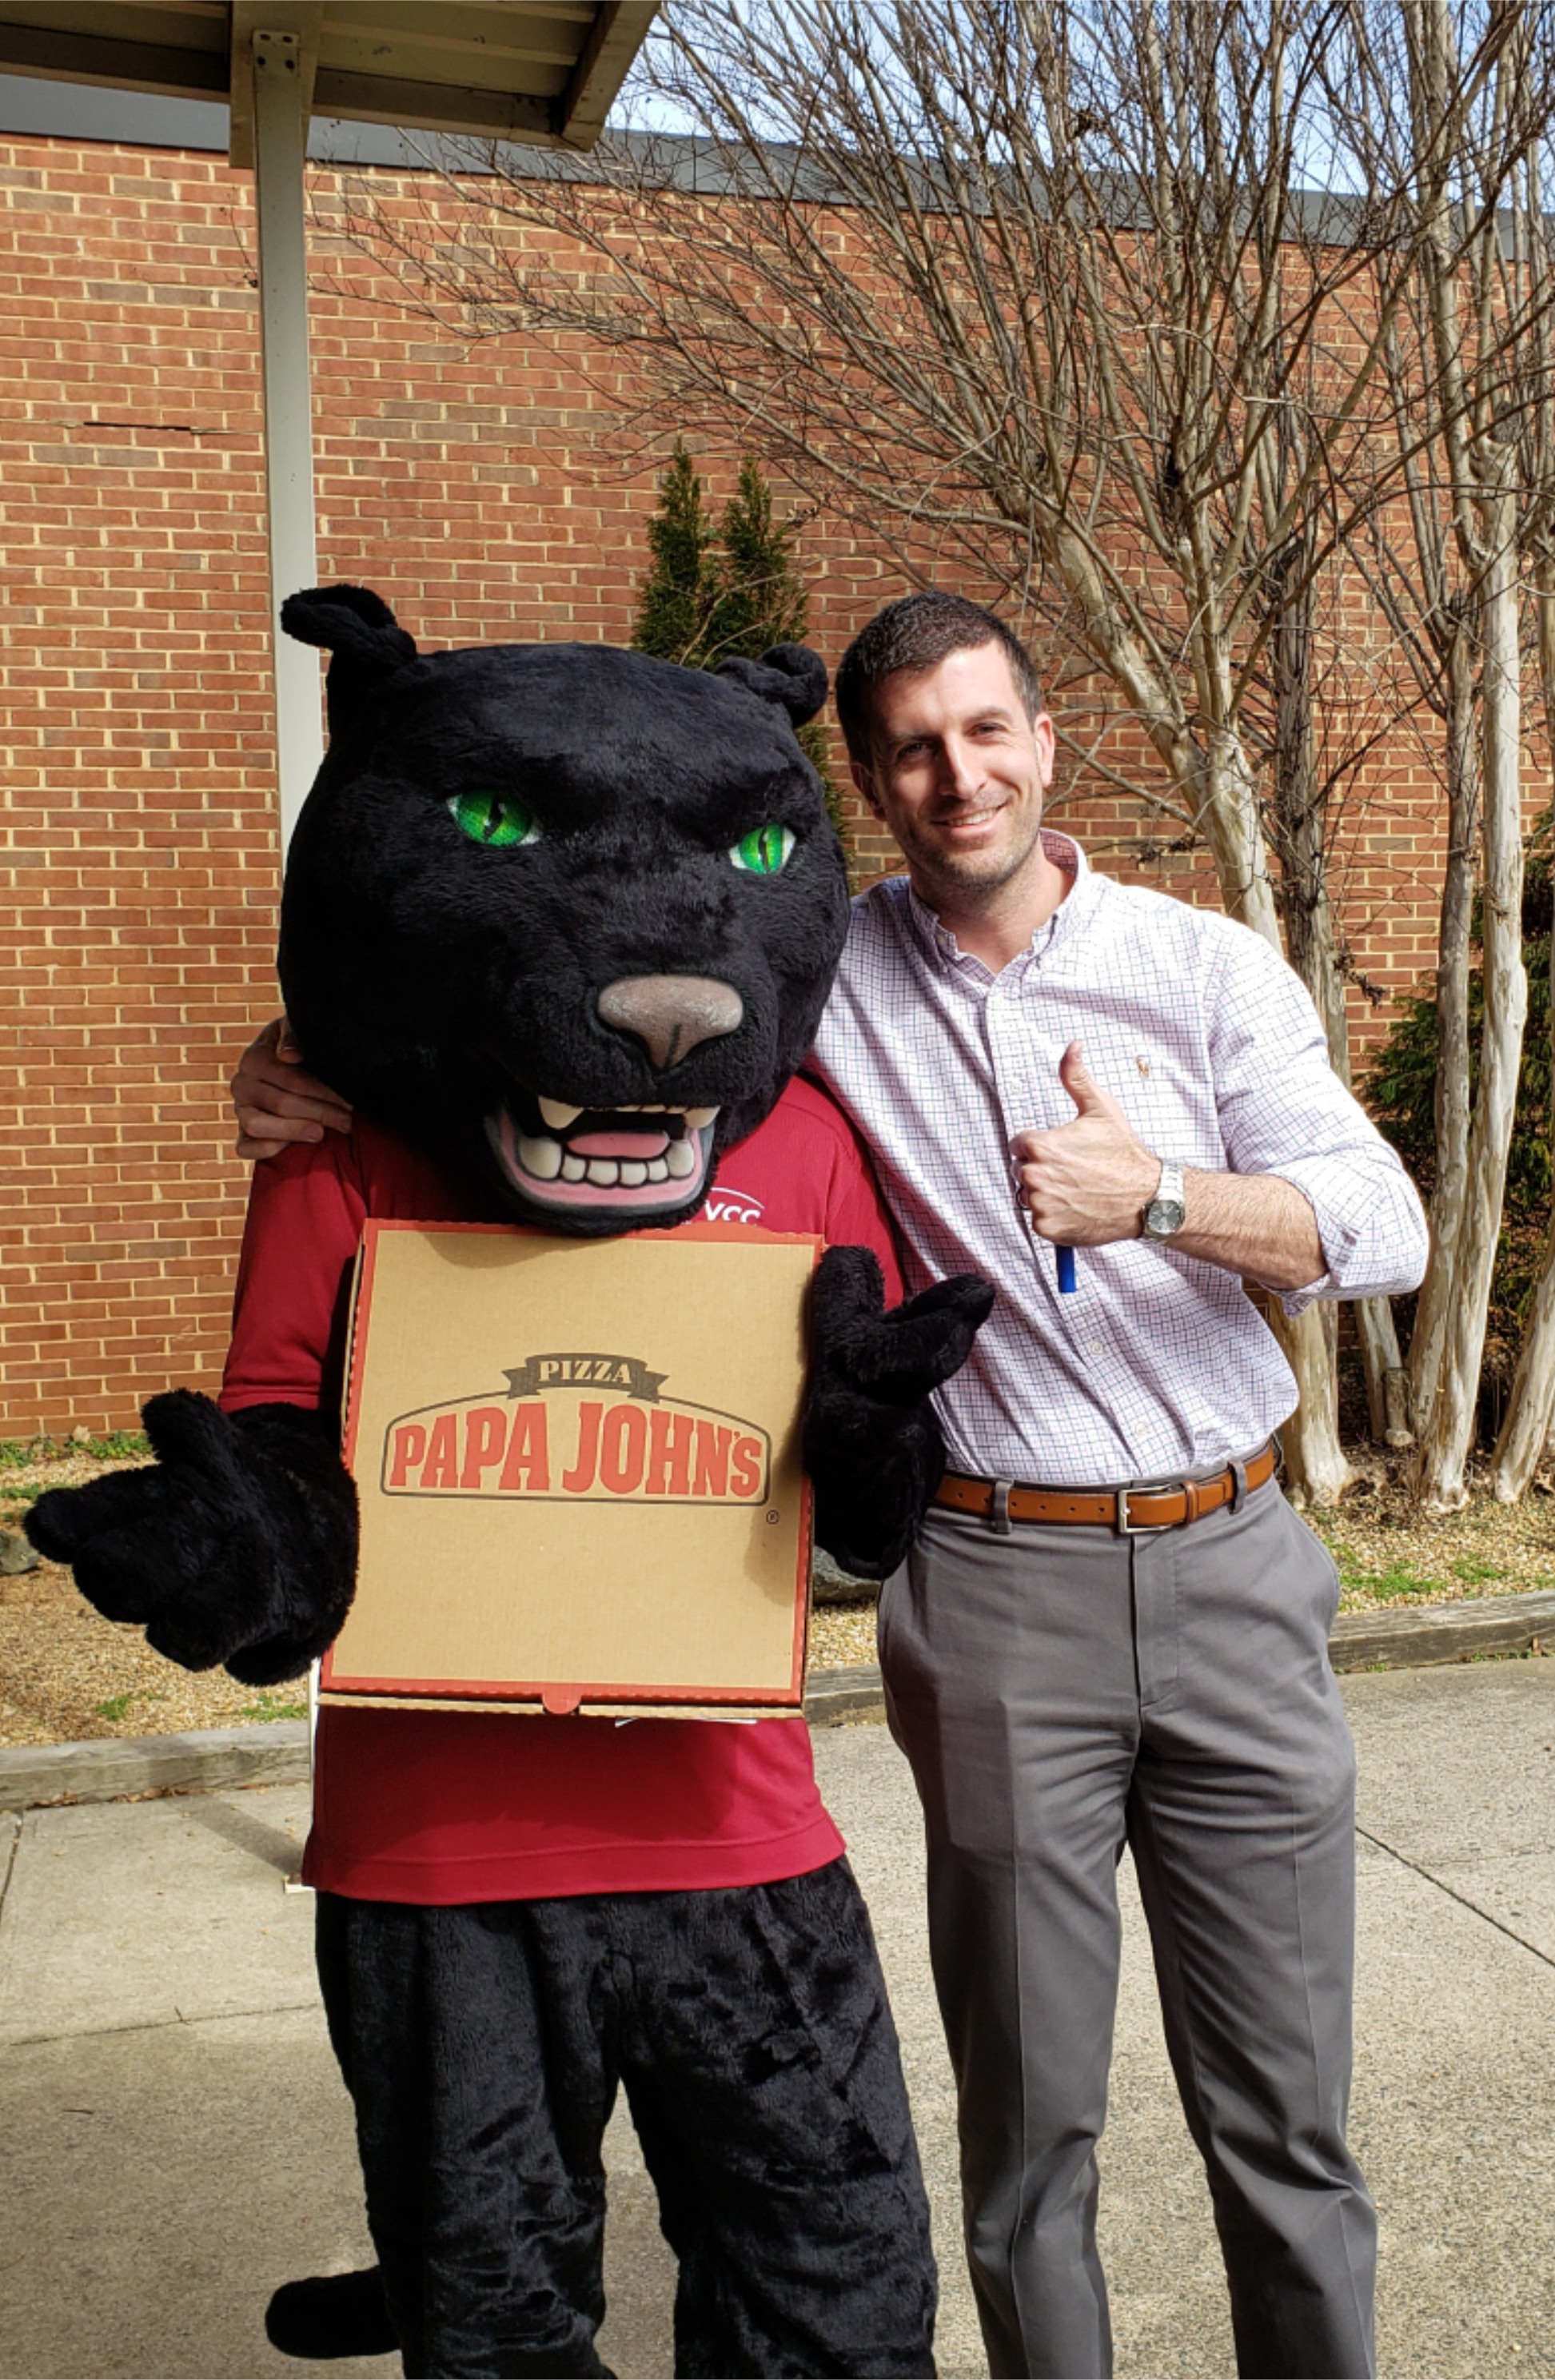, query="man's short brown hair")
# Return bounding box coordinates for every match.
[834,592,1045,763]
